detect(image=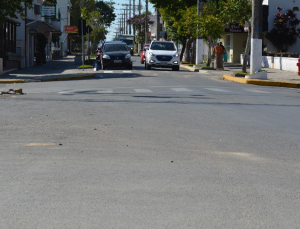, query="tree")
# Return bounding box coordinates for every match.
[158,8,187,60]
[127,12,154,47]
[150,0,198,11]
[82,9,107,51]
[266,6,300,53]
[95,0,116,27]
[174,6,199,63]
[0,0,34,24]
[195,0,227,66]
[70,0,96,26]
[198,14,224,66]
[157,4,199,63]
[220,0,252,72]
